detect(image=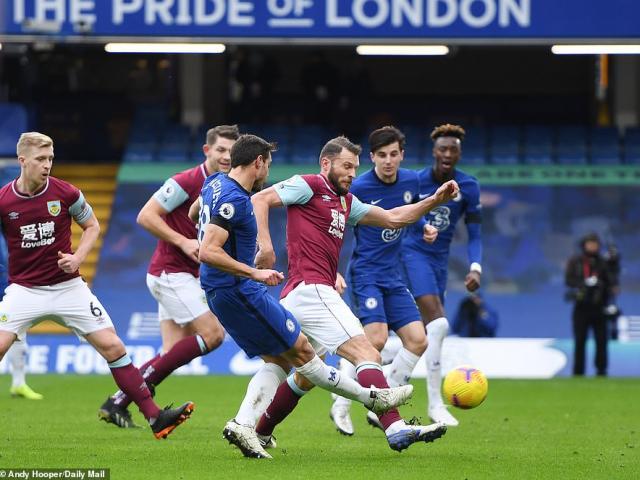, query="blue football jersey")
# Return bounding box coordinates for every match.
[403,168,481,259]
[349,168,420,277]
[198,173,258,290]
